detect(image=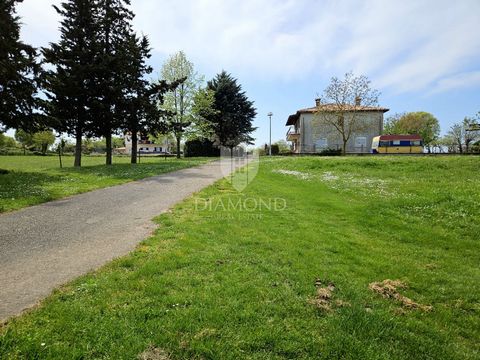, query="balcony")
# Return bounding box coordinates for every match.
[286,128,300,141]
